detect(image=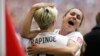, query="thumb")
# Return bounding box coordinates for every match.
[31,43,37,46]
